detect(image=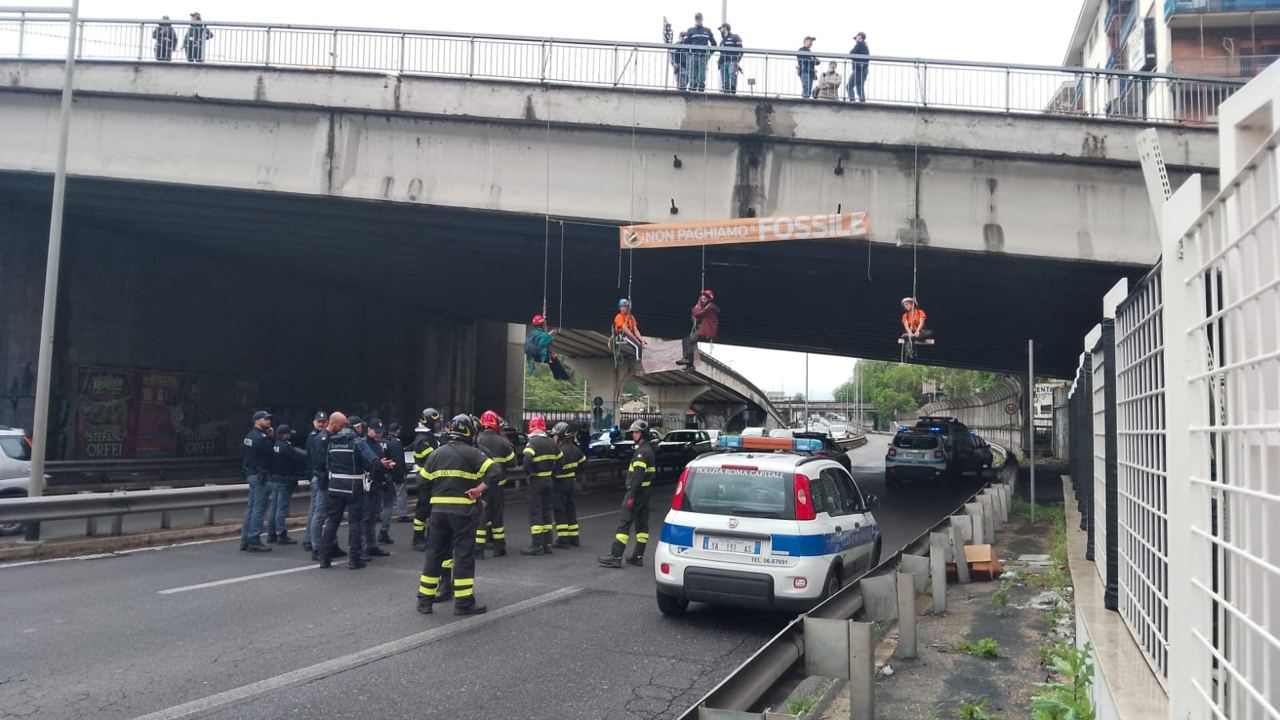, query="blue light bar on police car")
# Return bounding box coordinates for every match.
[717,435,824,453]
